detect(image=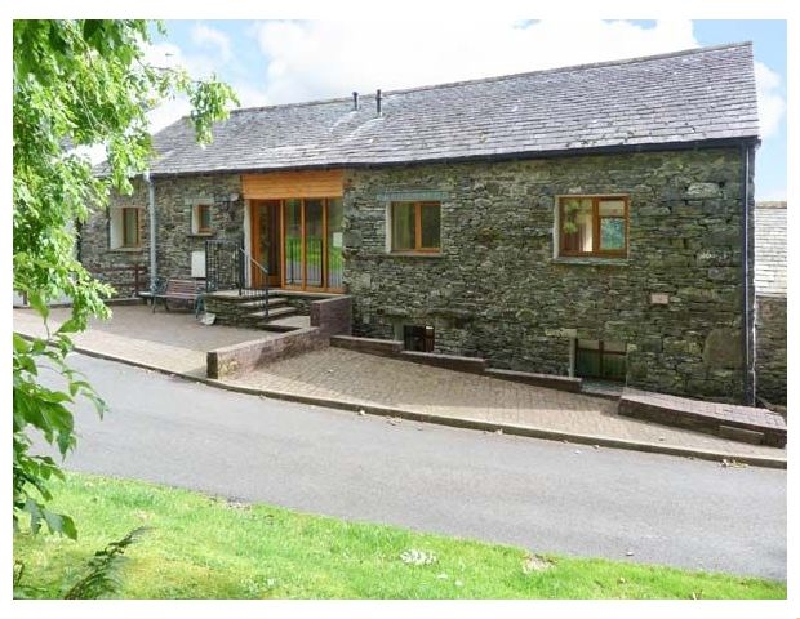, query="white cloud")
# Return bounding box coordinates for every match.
[191,23,233,63]
[249,19,699,104]
[755,61,786,140]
